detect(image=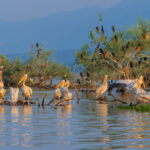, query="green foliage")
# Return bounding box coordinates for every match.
[0,43,72,87]
[75,16,150,82]
[3,58,25,86]
[118,104,150,112]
